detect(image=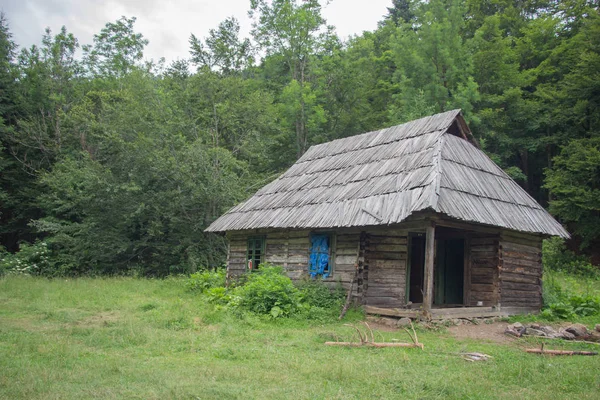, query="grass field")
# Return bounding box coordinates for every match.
[1,276,599,399]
